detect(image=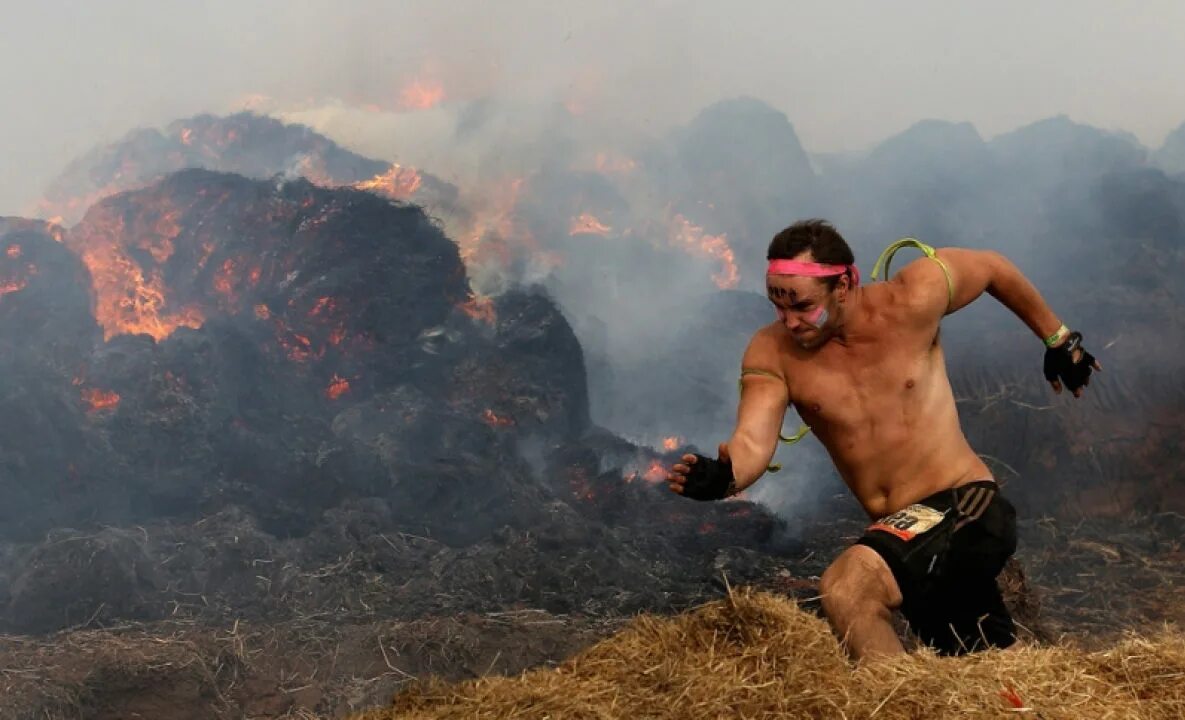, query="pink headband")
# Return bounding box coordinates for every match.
[767,259,860,286]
